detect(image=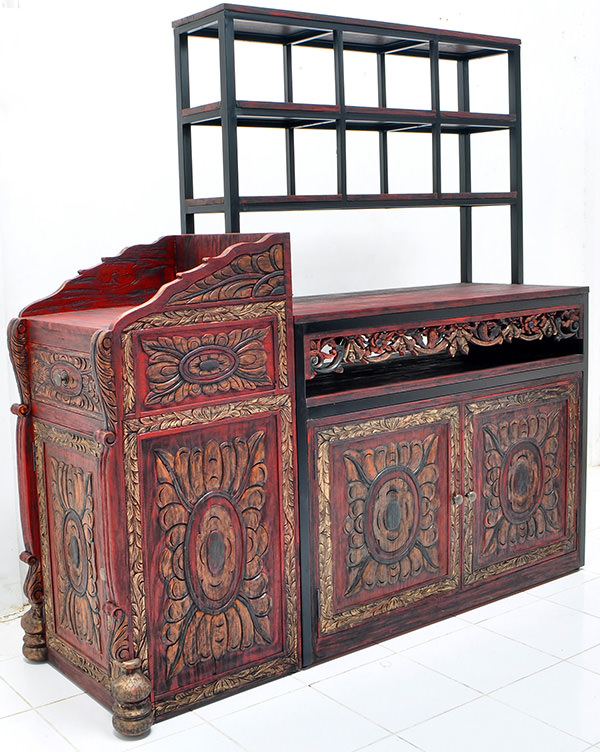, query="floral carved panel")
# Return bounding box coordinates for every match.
[31,347,102,416]
[314,406,460,635]
[45,450,103,659]
[464,381,579,584]
[137,322,275,409]
[140,414,286,698]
